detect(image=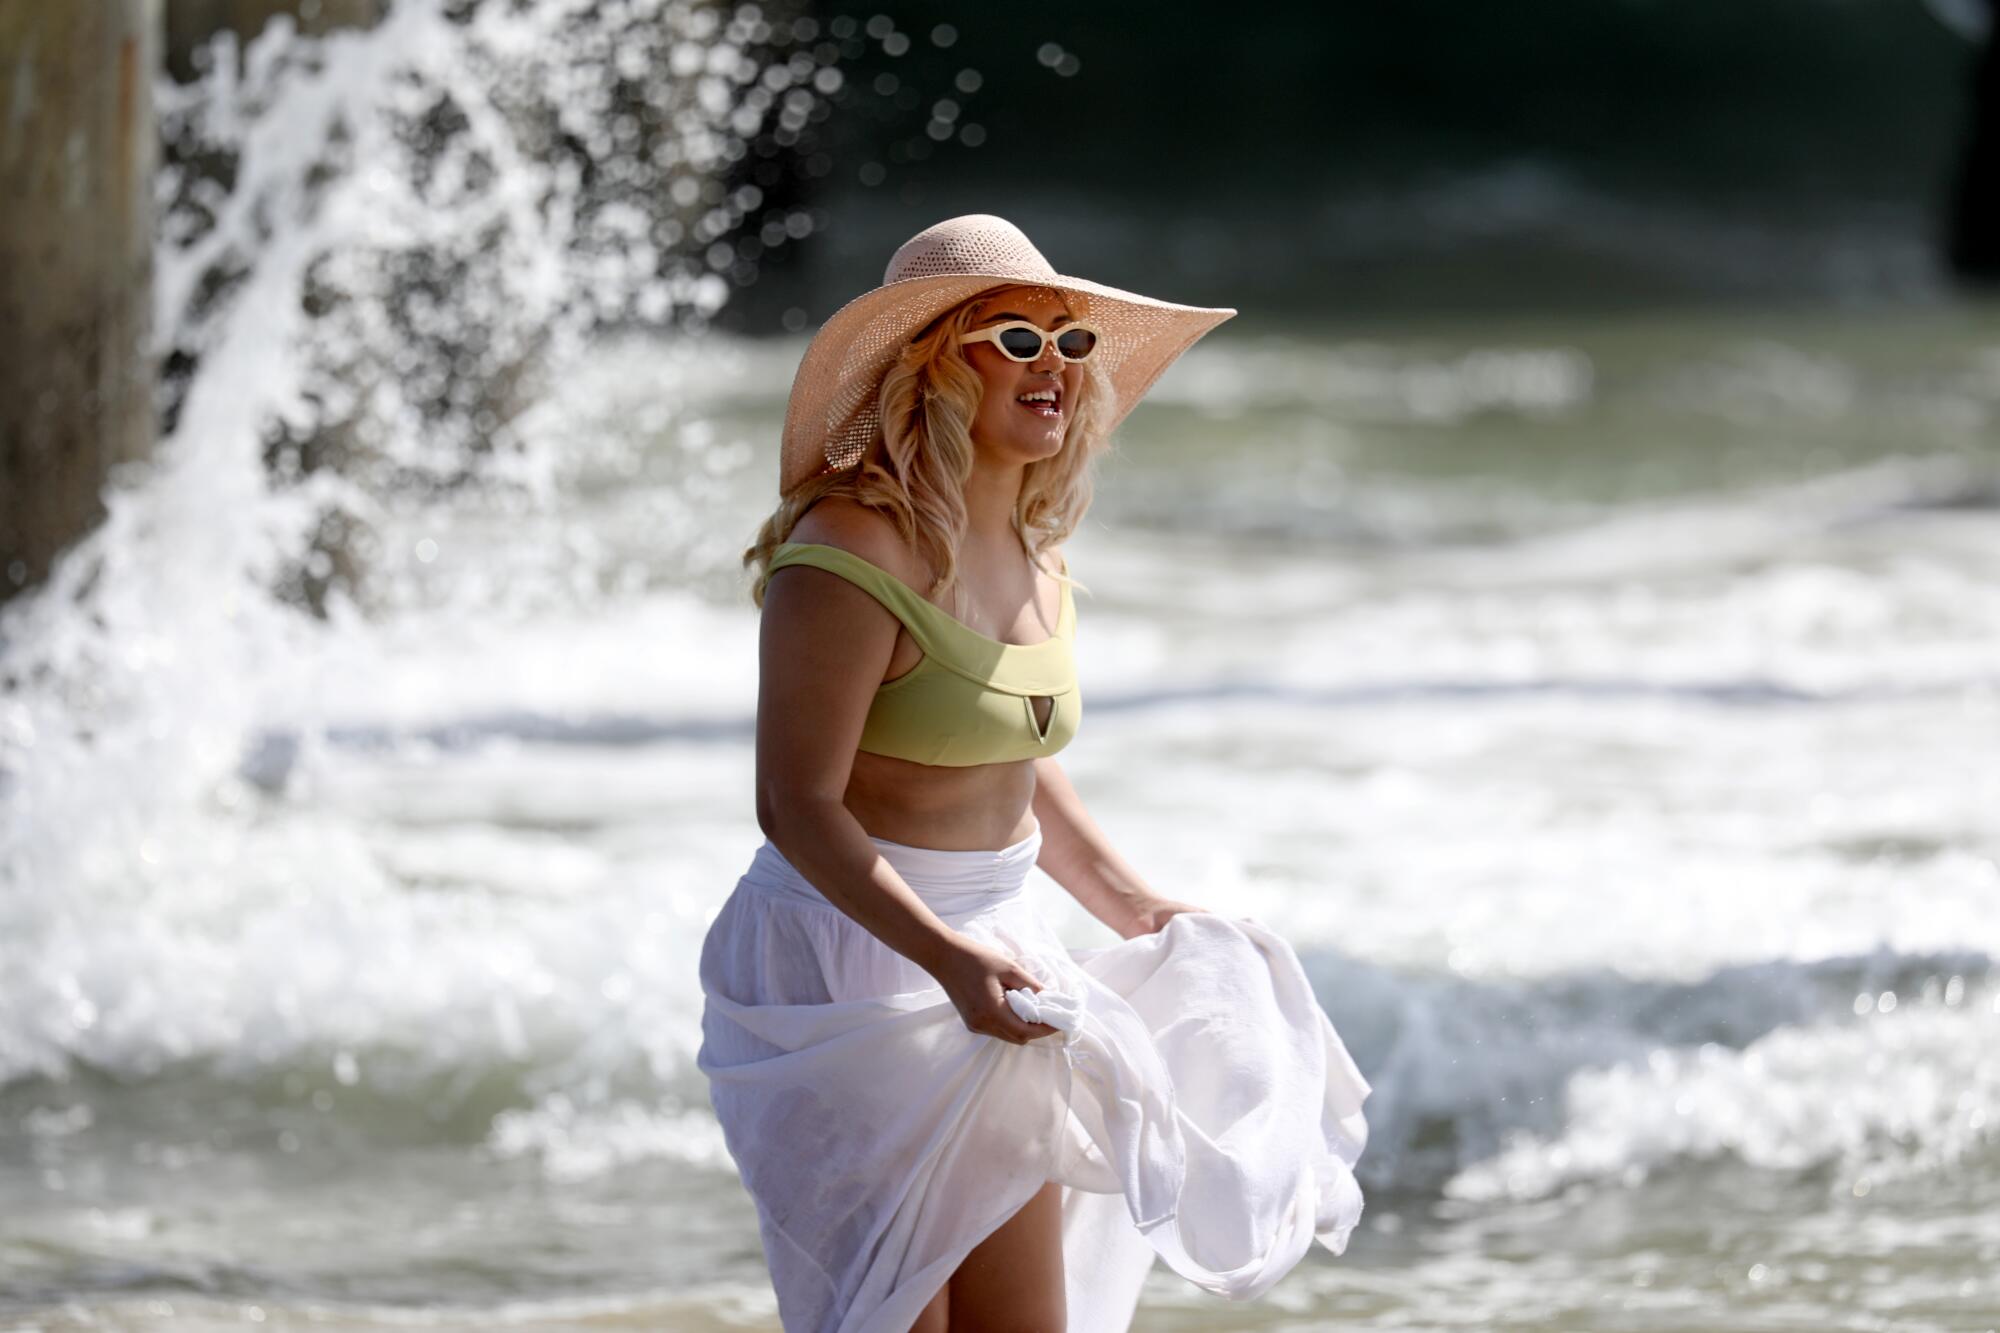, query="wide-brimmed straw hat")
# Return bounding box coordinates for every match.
[778,213,1236,493]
